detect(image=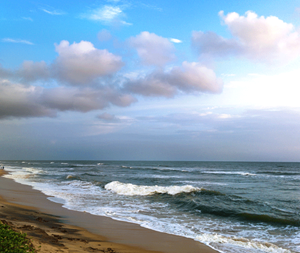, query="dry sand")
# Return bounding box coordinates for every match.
[0,169,217,253]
